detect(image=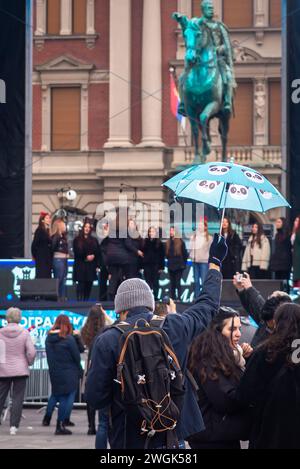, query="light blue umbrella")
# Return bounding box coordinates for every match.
[163,161,291,233]
[165,161,281,195]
